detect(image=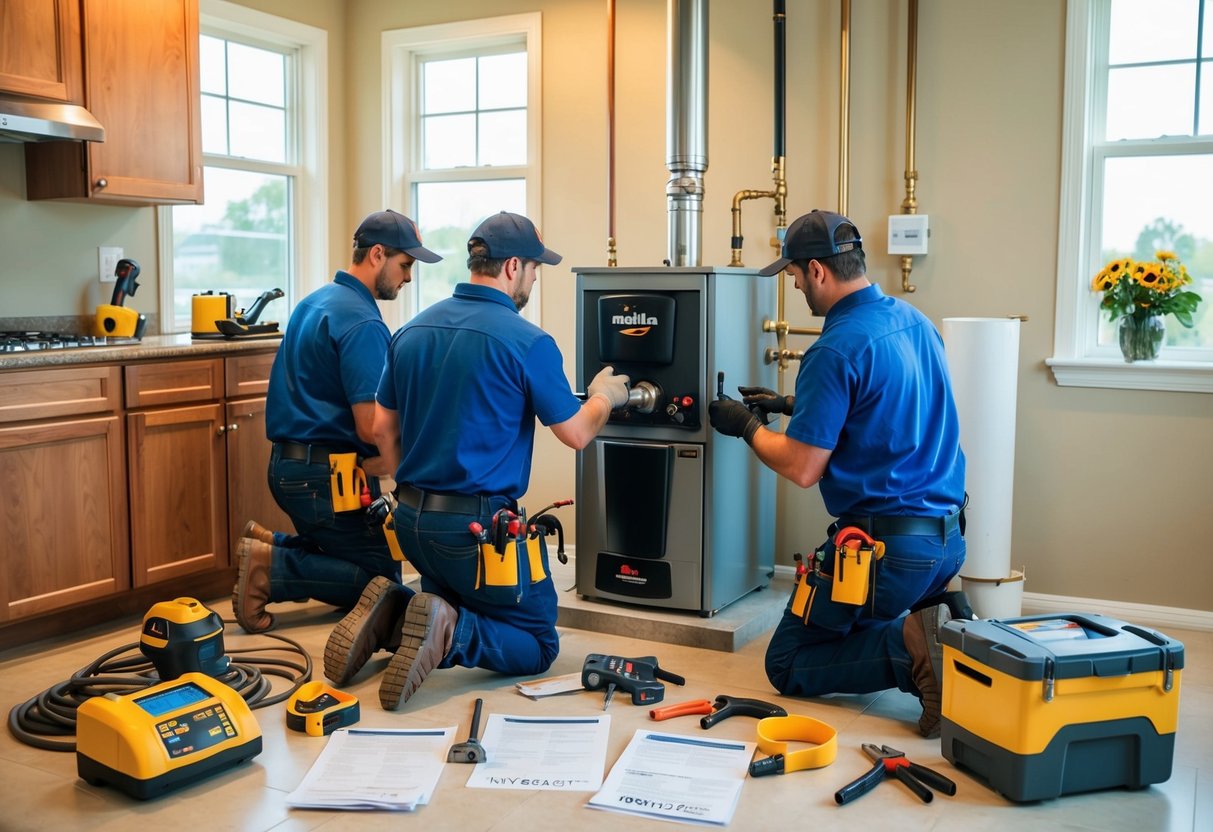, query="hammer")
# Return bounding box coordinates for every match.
[447,697,488,763]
